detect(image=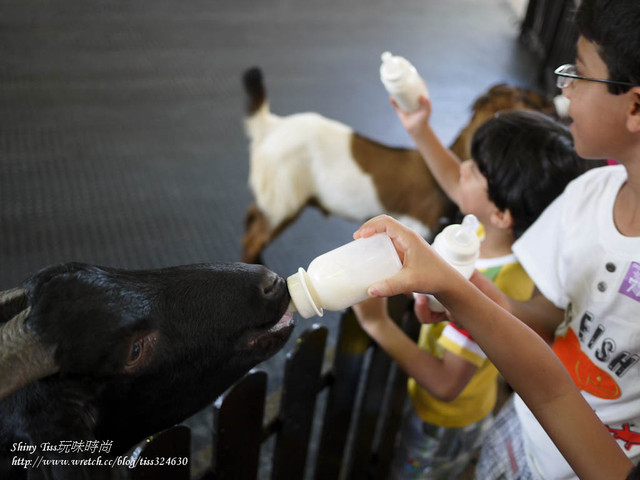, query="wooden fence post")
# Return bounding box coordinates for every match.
[212,370,267,480]
[271,324,328,480]
[313,309,373,480]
